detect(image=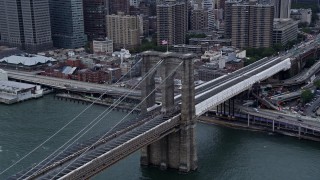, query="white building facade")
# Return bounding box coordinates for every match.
[93,38,114,55]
